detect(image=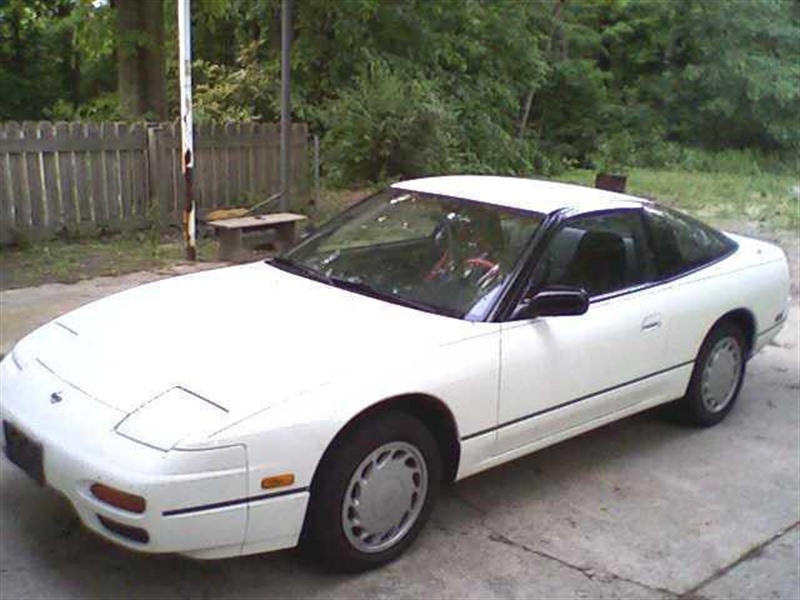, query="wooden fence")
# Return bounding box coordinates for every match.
[0,121,309,245]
